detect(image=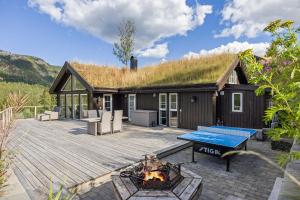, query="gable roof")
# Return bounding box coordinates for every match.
[50,53,247,93]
